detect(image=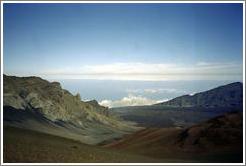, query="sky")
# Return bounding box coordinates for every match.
[3,3,244,81]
